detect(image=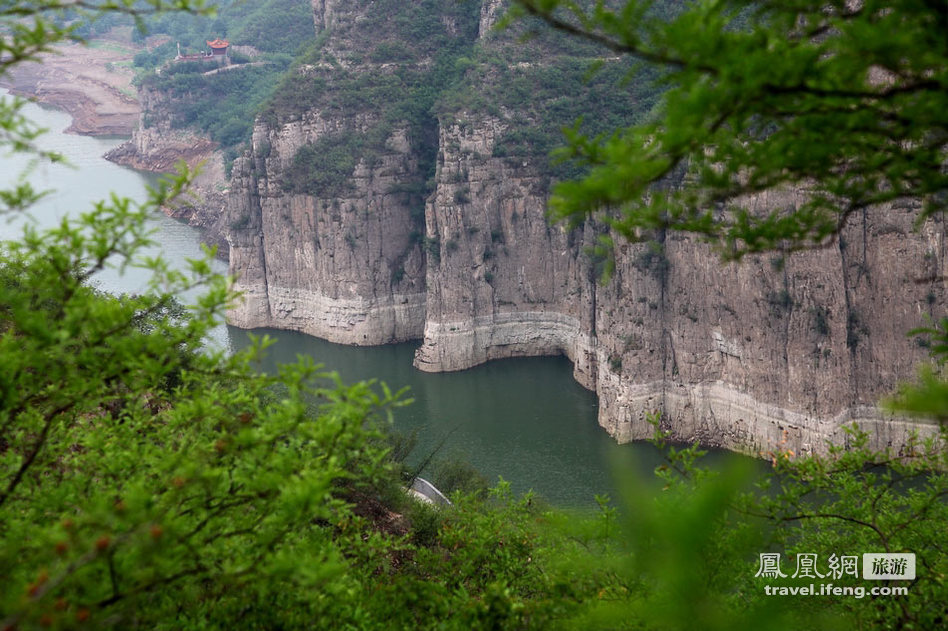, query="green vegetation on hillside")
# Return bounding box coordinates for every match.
[273,0,658,199]
[3,2,948,630]
[128,0,313,151]
[439,50,661,180]
[271,0,481,198]
[142,60,289,149]
[139,0,314,57]
[286,131,373,197]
